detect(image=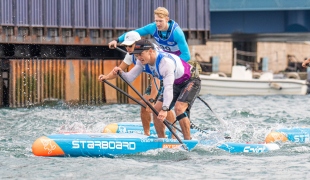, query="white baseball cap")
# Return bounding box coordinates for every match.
[120,31,141,46]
